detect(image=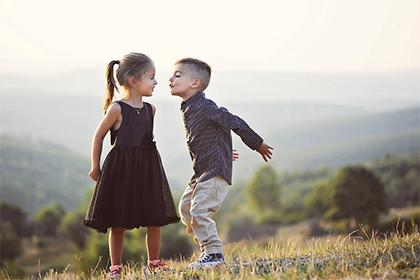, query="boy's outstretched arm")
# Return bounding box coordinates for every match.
[203,100,273,161]
[257,143,274,162]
